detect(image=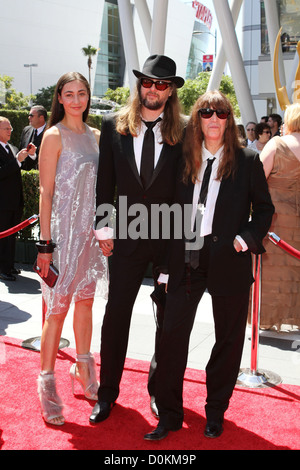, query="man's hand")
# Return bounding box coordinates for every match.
[26,142,37,156]
[16,149,28,162]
